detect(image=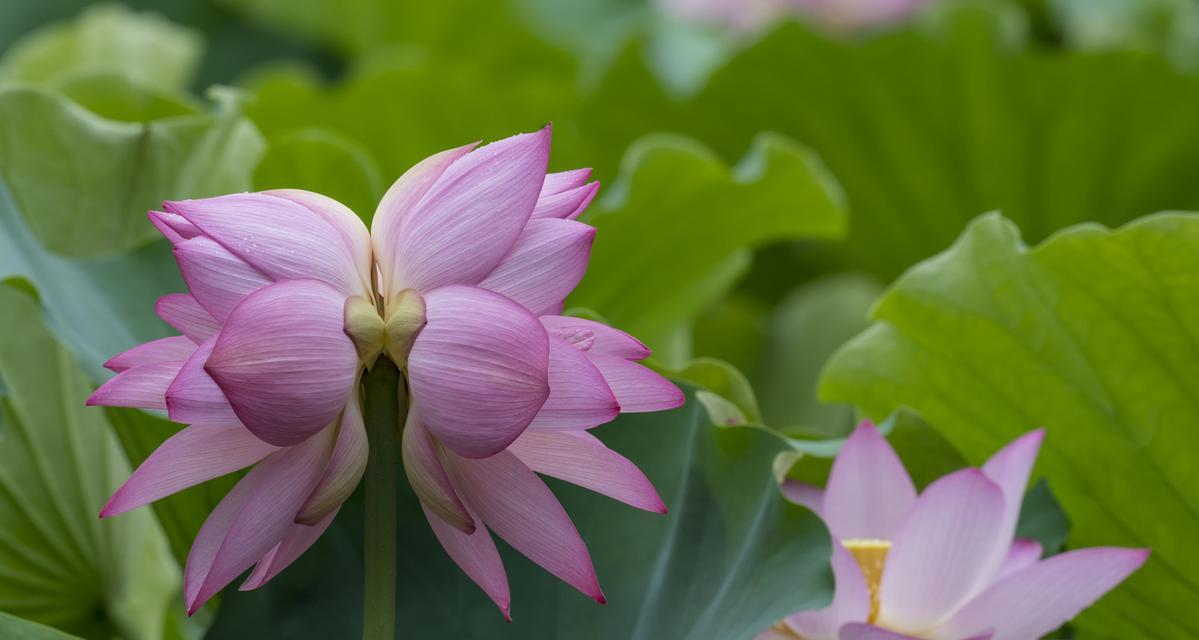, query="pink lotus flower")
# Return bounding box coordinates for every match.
[658,0,930,33]
[763,423,1147,640]
[87,126,683,615]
